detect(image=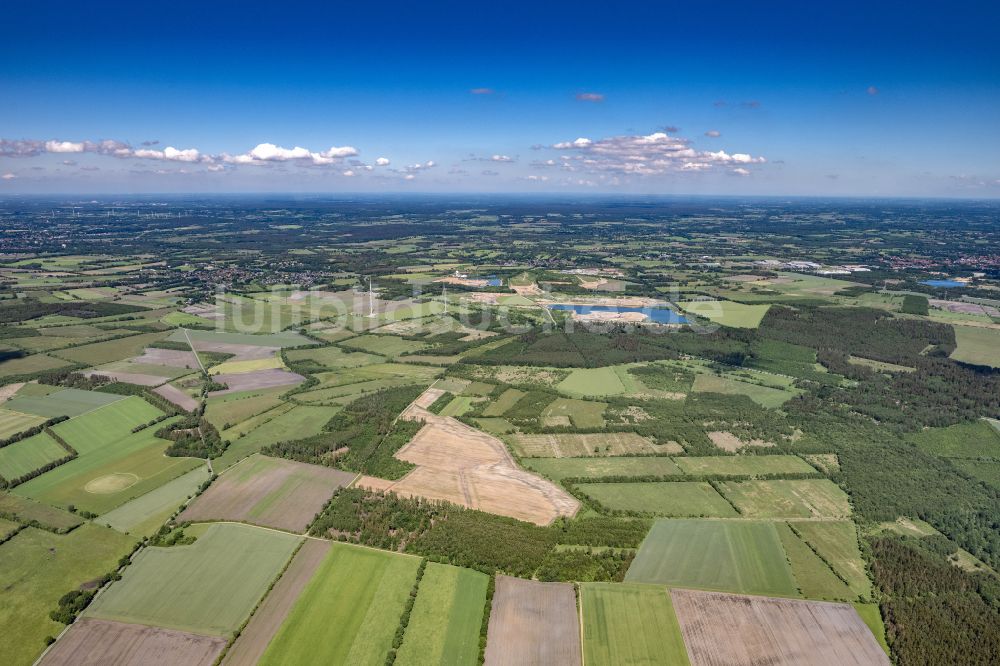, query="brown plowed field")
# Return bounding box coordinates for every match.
[670,589,890,666]
[40,617,226,666]
[209,369,304,395]
[382,393,579,525]
[484,575,581,666]
[178,455,355,532]
[153,384,199,412]
[221,539,331,665]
